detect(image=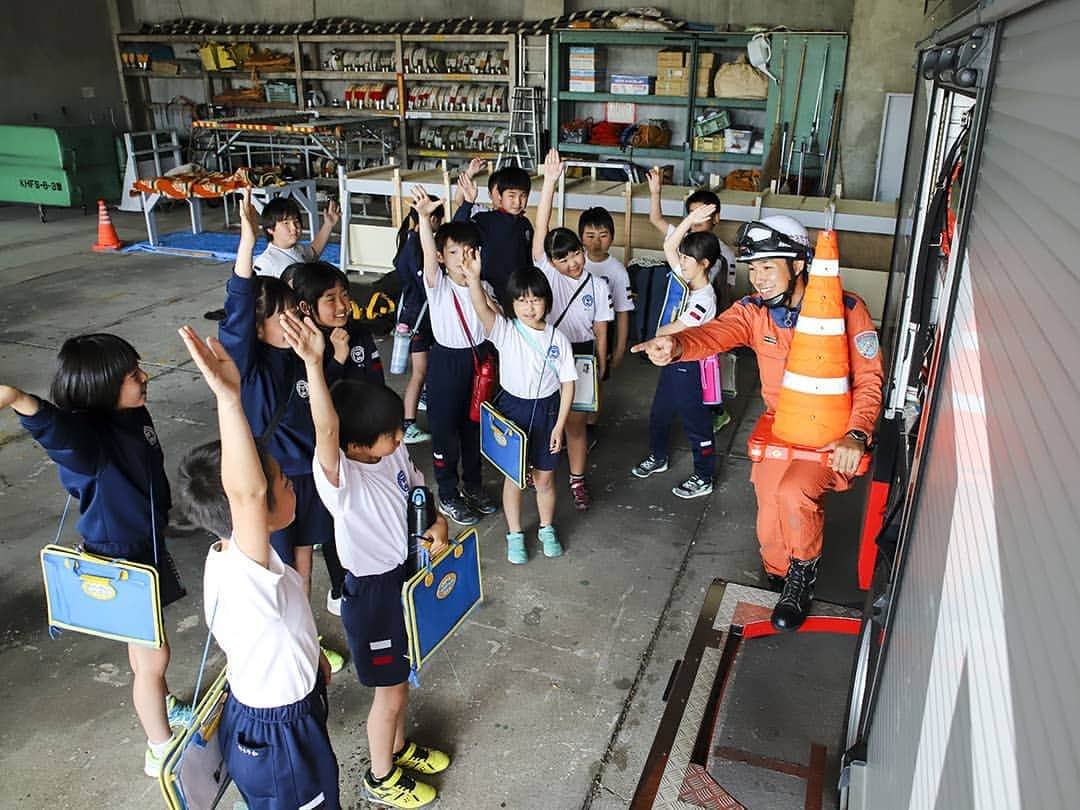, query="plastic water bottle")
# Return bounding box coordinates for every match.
[390,323,411,375]
[406,486,435,576]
